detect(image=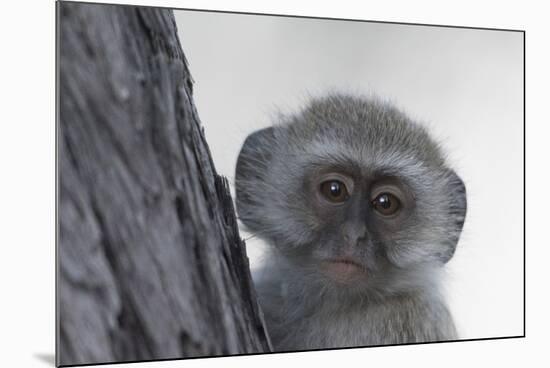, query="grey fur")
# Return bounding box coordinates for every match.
[235,93,466,351]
